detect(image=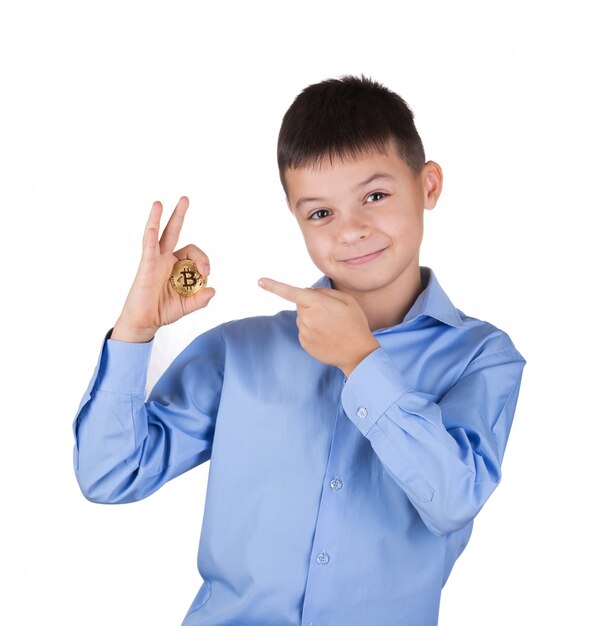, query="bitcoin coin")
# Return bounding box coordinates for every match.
[169,259,207,297]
